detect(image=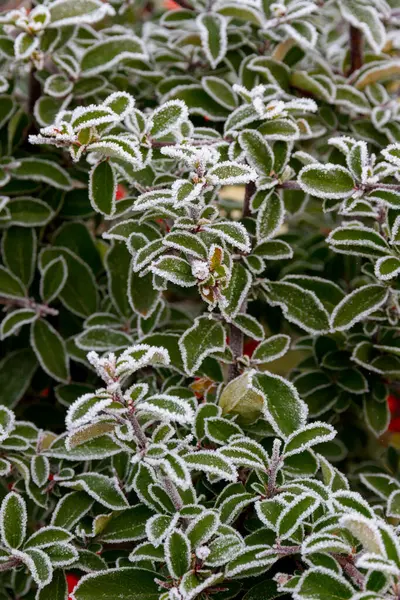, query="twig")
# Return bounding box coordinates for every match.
[227,321,244,381]
[161,475,183,511]
[127,410,148,449]
[349,25,363,75]
[0,558,20,572]
[267,439,282,498]
[335,555,365,589]
[0,297,59,317]
[243,181,256,218]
